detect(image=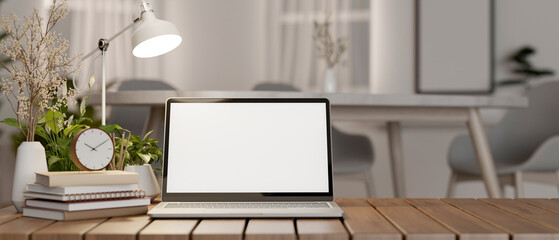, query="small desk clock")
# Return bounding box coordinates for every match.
[70,128,115,171]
